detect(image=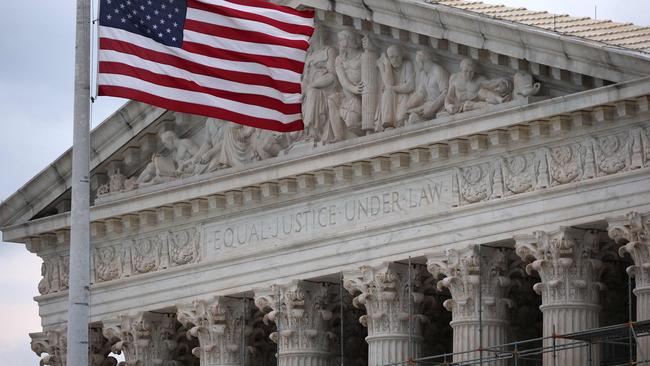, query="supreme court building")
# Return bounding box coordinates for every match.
[3,0,650,365]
